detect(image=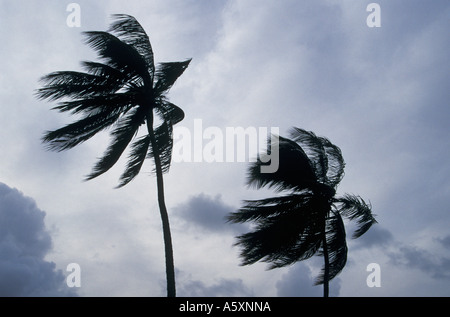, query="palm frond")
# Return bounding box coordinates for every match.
[108,14,155,78]
[319,137,345,188]
[147,121,174,174]
[82,31,150,83]
[247,135,317,192]
[154,59,192,94]
[154,100,185,126]
[36,71,125,102]
[51,92,137,116]
[143,100,185,175]
[315,212,348,285]
[42,109,122,151]
[85,105,146,180]
[289,128,328,183]
[232,194,326,268]
[116,135,151,187]
[228,192,312,224]
[80,60,130,81]
[336,194,377,239]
